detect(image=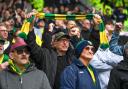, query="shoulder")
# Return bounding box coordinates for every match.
[62,63,79,77]
[34,68,47,76]
[61,64,78,83]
